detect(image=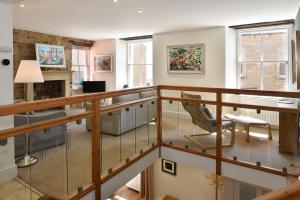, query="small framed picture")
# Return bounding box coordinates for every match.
[161,159,176,176]
[94,55,112,72]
